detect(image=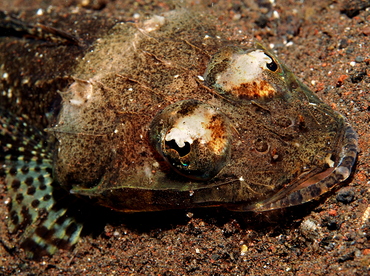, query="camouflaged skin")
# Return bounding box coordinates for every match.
[0,9,358,258]
[0,8,116,258]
